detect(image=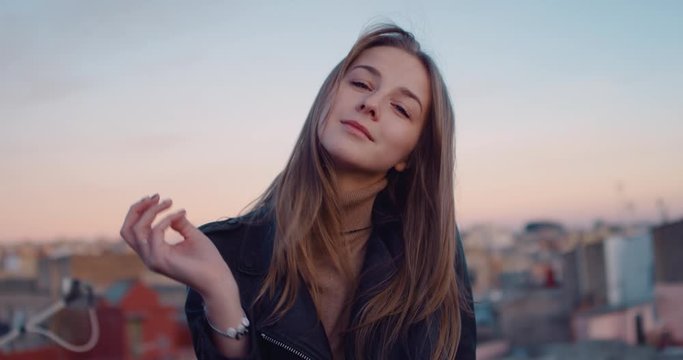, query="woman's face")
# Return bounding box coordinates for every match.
[319,46,431,177]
